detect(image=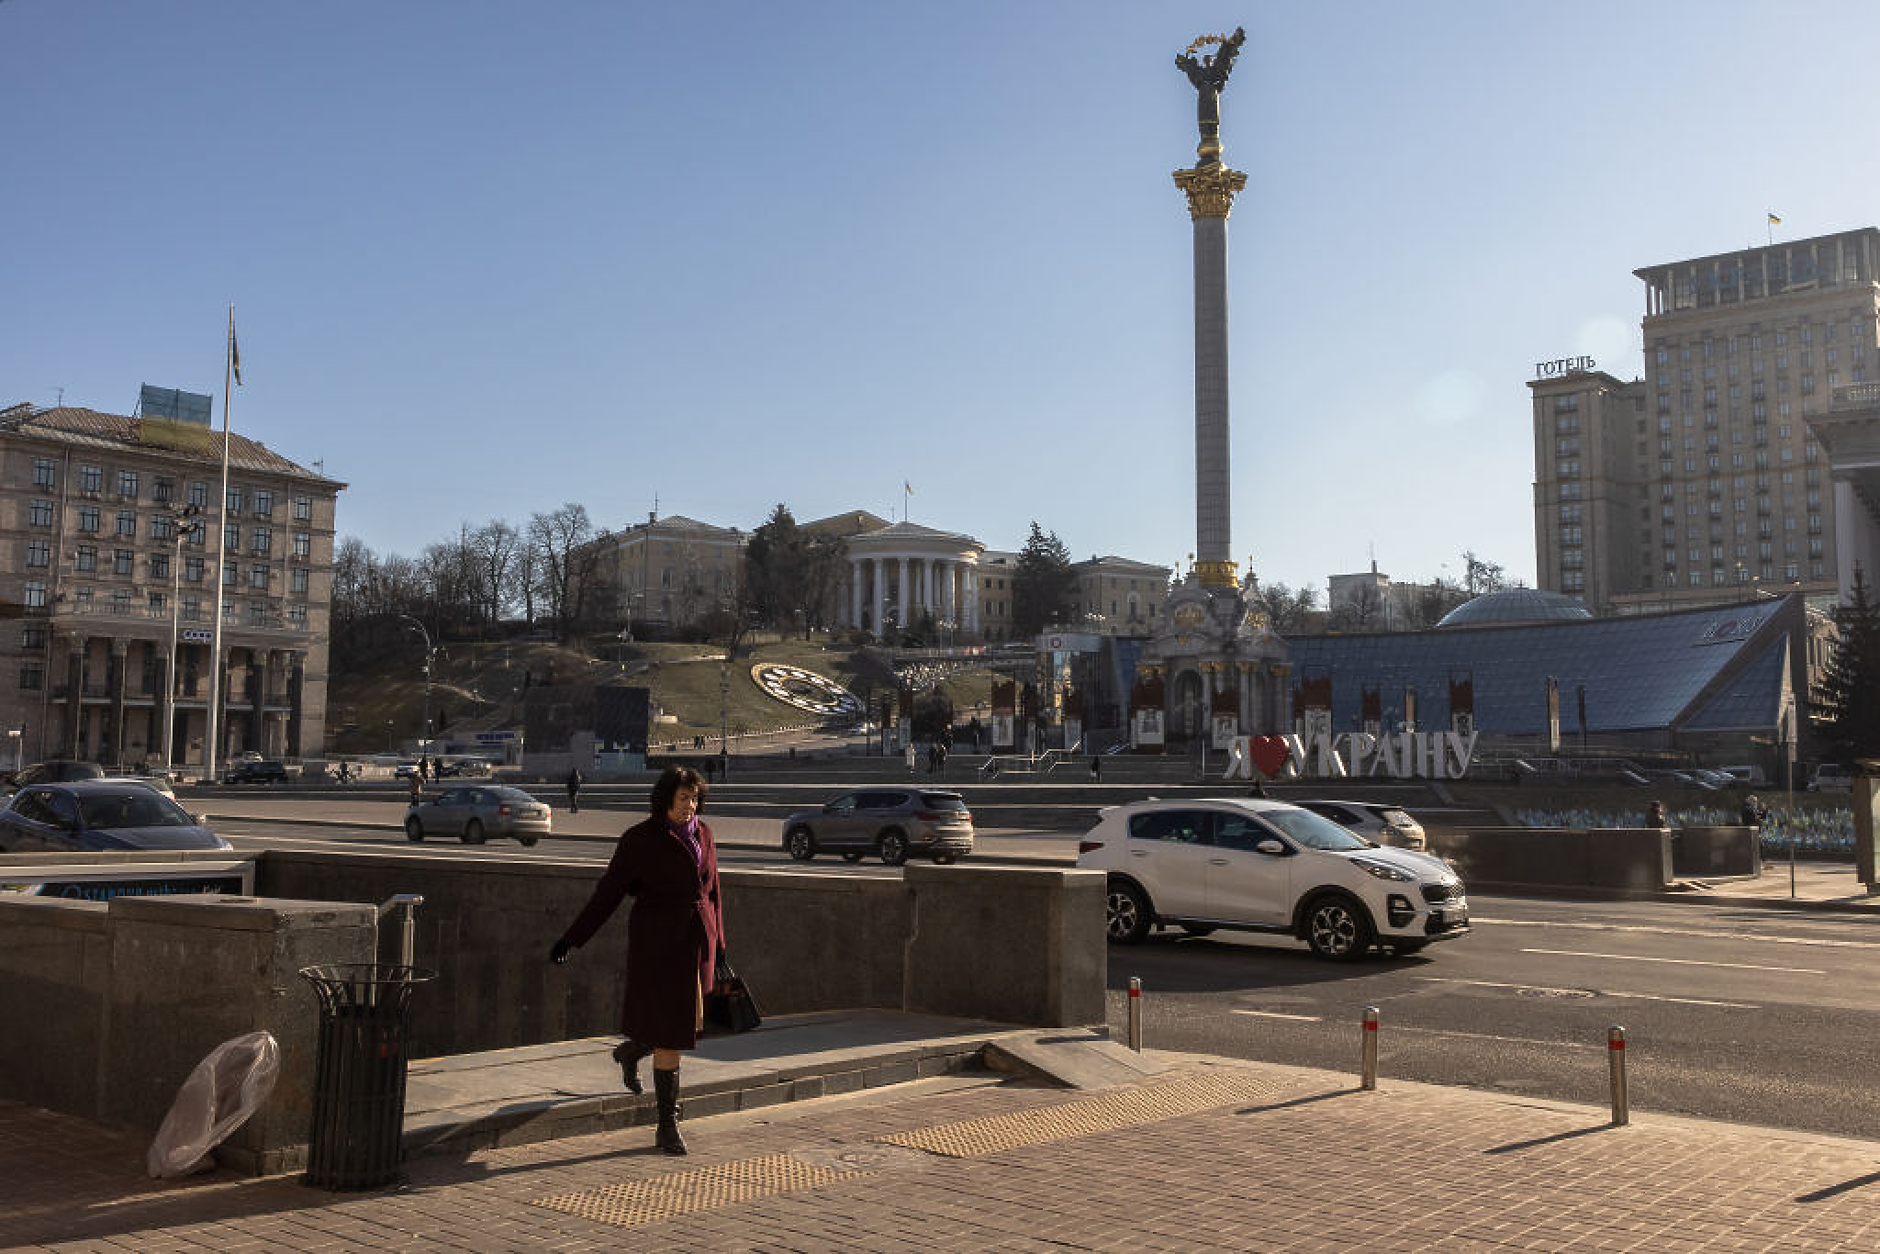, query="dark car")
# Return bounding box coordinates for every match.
[404,785,551,846]
[6,760,105,792]
[780,789,974,866]
[223,760,289,786]
[0,780,231,853]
